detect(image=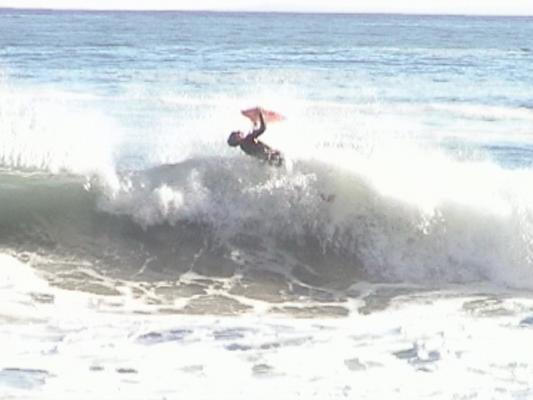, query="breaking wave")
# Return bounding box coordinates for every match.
[1,150,533,290]
[2,75,533,290]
